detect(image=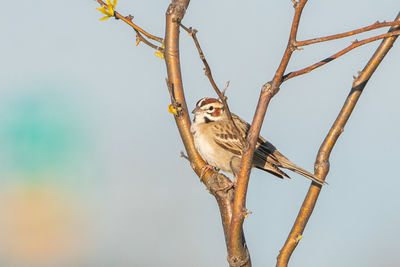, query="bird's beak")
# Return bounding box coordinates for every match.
[192,106,201,114]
